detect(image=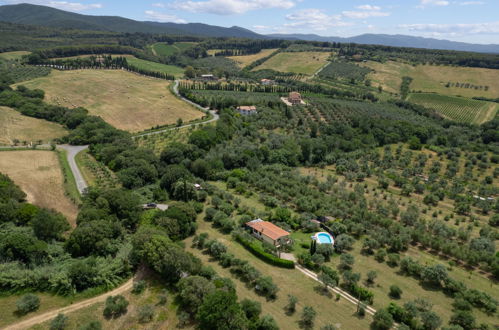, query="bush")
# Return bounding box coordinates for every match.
[78,321,102,330]
[132,280,146,294]
[103,295,129,318]
[138,305,155,323]
[16,294,40,315]
[50,313,68,330]
[389,285,402,299]
[234,233,294,269]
